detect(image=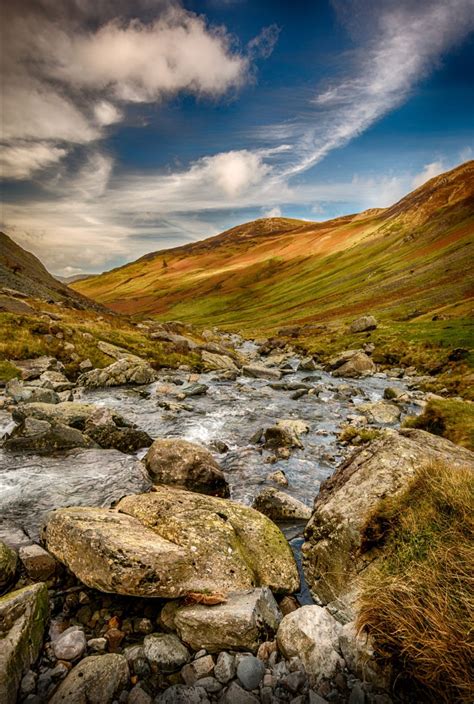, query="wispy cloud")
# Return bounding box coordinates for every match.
[412,160,446,189]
